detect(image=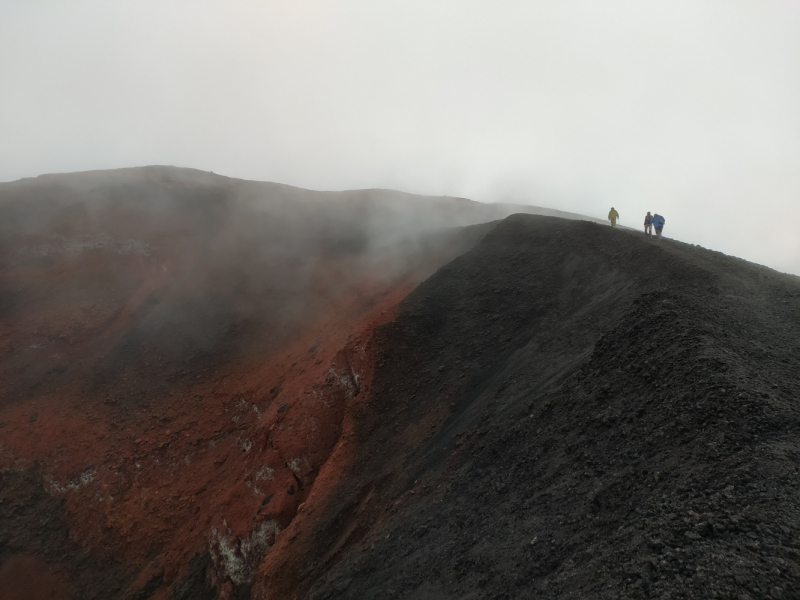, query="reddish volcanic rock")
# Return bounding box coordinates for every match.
[3,168,799,600]
[0,166,543,599]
